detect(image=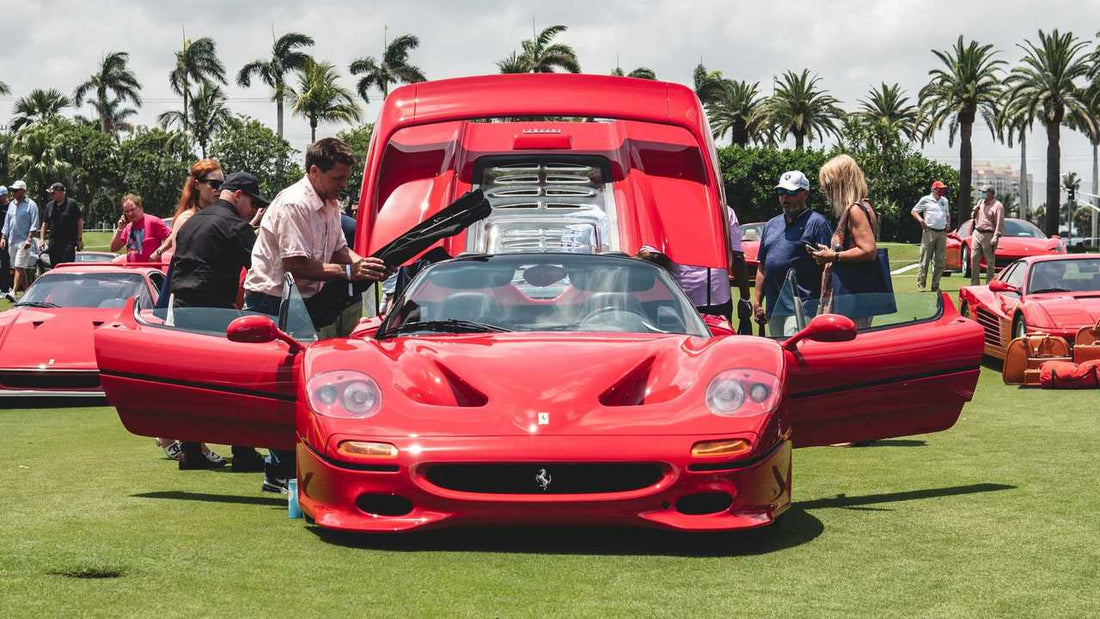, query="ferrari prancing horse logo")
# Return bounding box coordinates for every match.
[535,468,552,491]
